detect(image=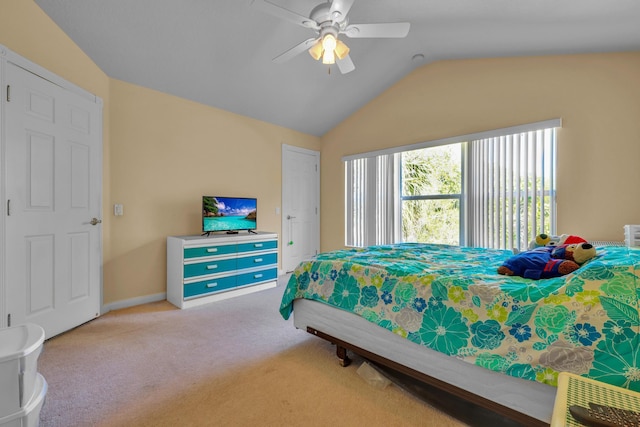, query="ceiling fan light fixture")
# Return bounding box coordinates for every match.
[309,33,342,65]
[321,33,337,53]
[334,39,350,60]
[308,41,323,60]
[322,48,335,65]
